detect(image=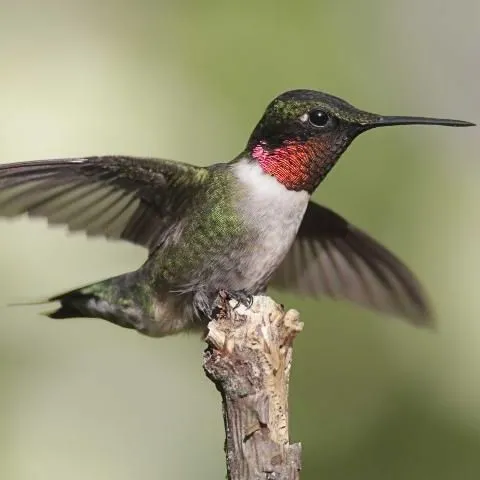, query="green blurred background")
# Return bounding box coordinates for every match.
[0,0,478,478]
